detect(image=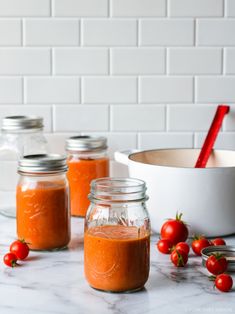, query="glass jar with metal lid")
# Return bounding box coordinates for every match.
[66,135,109,217]
[84,177,151,293]
[0,115,48,218]
[16,154,70,251]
